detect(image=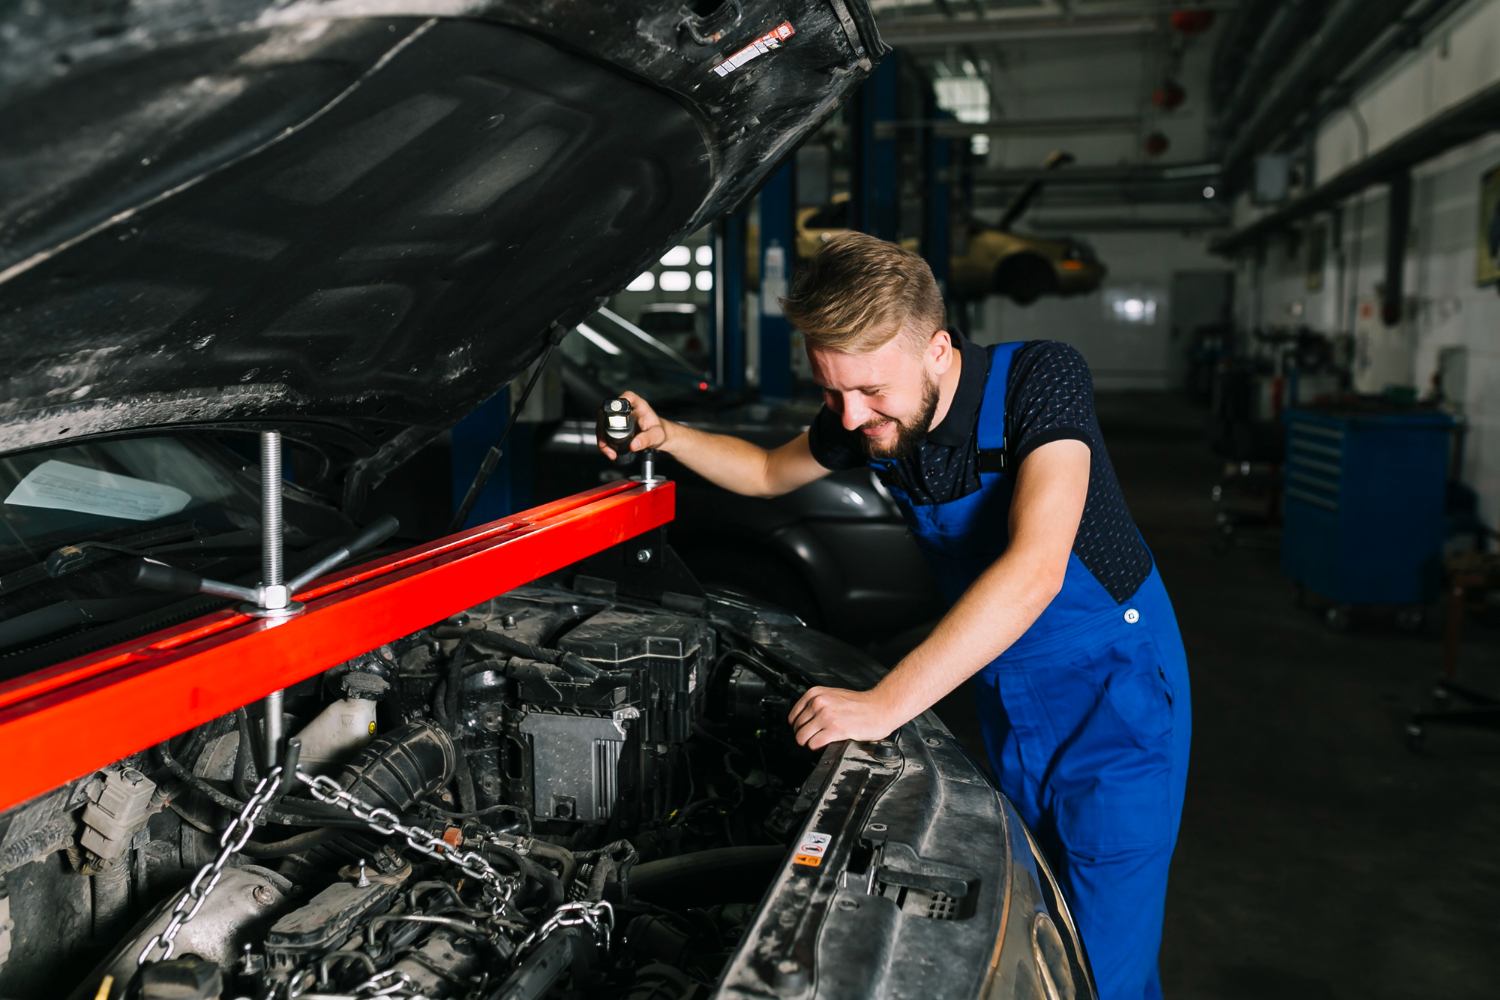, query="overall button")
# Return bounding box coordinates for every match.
[1123,608,1141,624]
